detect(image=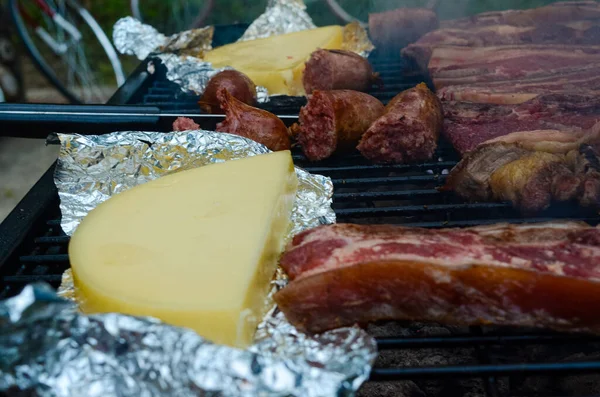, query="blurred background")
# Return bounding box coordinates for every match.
[0,0,567,222]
